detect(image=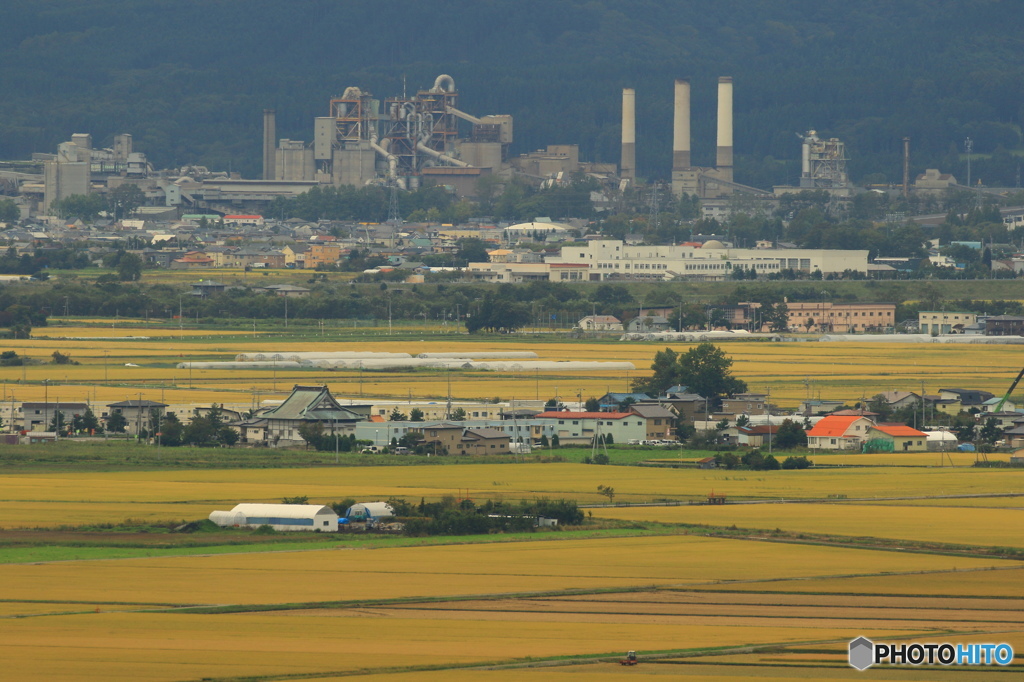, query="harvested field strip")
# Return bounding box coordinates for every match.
[701,565,1024,598]
[4,463,1024,510]
[0,602,157,617]
[554,589,1024,612]
[0,535,1011,607]
[382,598,1024,624]
[593,502,1024,548]
[0,611,899,682]
[335,606,964,631]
